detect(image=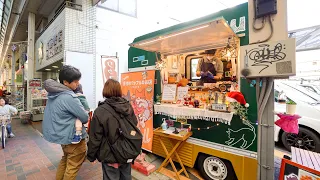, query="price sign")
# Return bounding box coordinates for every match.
[162,84,177,102]
[212,104,227,111]
[177,87,188,100]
